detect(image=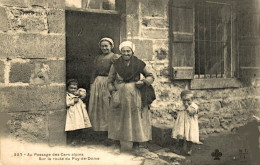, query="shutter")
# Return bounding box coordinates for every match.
[239,40,260,78]
[238,2,260,79]
[169,0,195,79]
